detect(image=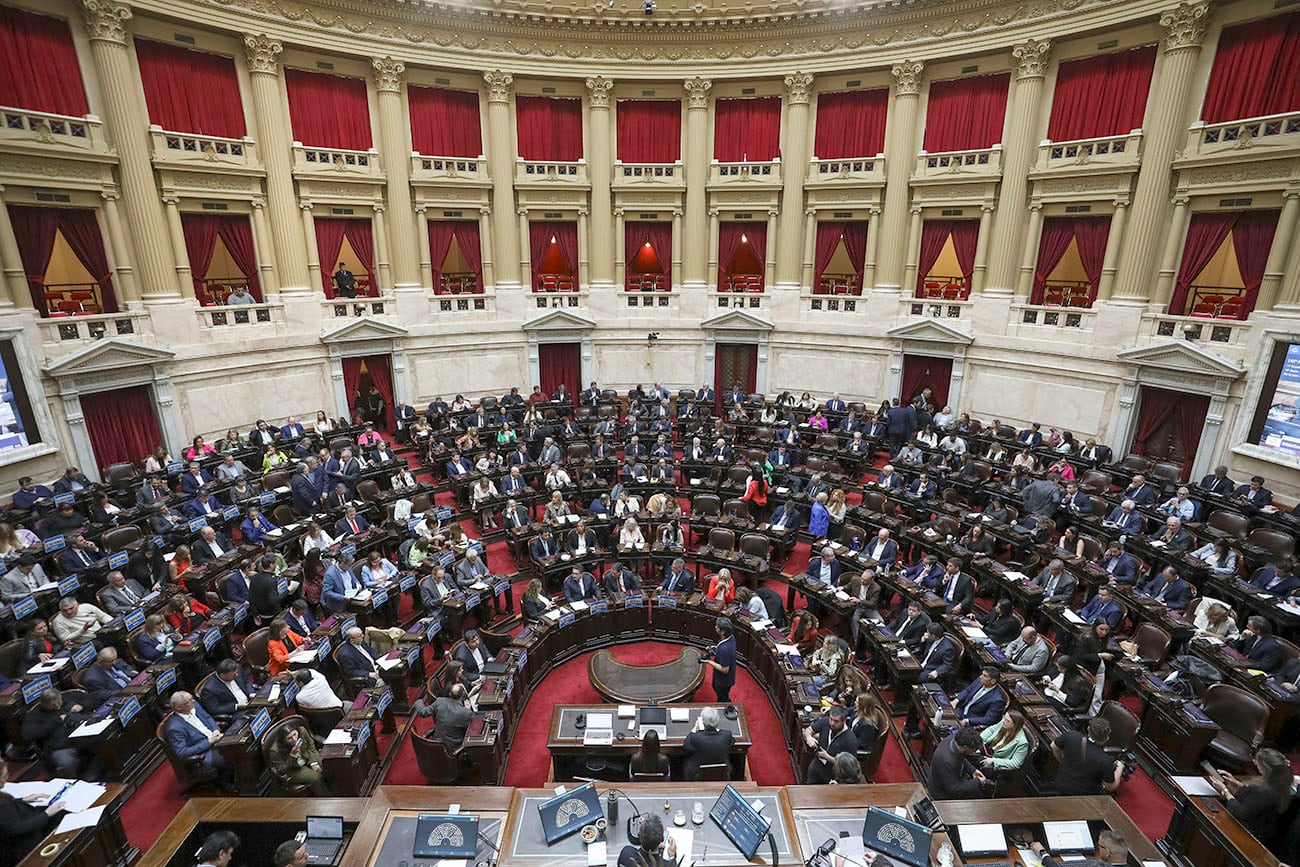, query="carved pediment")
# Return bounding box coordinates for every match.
[45,338,175,378]
[522,309,597,332]
[699,309,774,332]
[320,317,410,344]
[1116,341,1246,379]
[886,318,974,345]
